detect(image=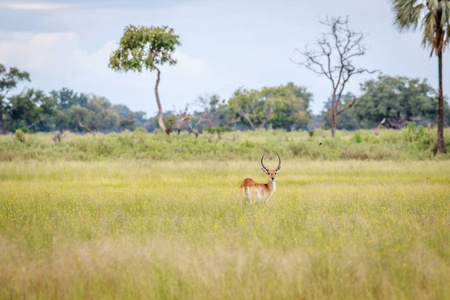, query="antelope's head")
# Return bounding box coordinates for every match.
[261,153,281,182]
